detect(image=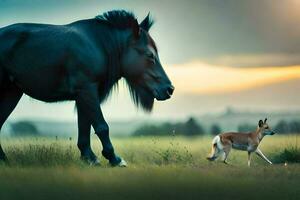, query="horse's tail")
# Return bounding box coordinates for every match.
[206,135,220,161]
